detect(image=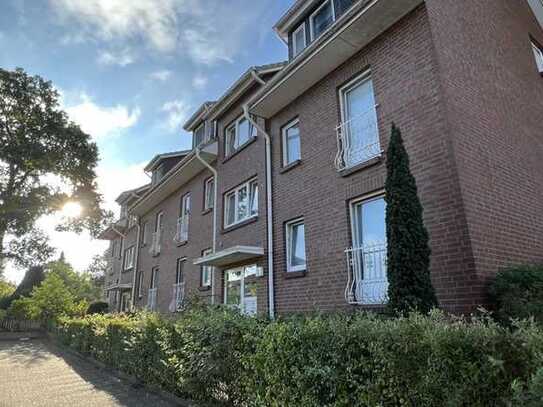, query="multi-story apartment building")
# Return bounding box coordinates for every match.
[100,0,543,316]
